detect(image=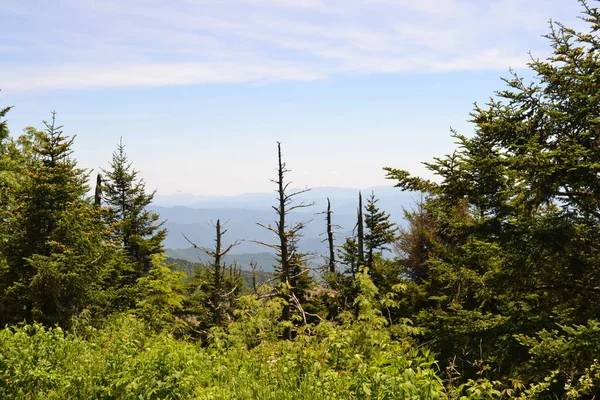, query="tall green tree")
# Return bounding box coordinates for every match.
[384,1,600,392]
[1,113,107,326]
[0,101,15,220]
[101,138,166,279]
[395,196,438,284]
[0,102,12,152]
[364,192,397,269]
